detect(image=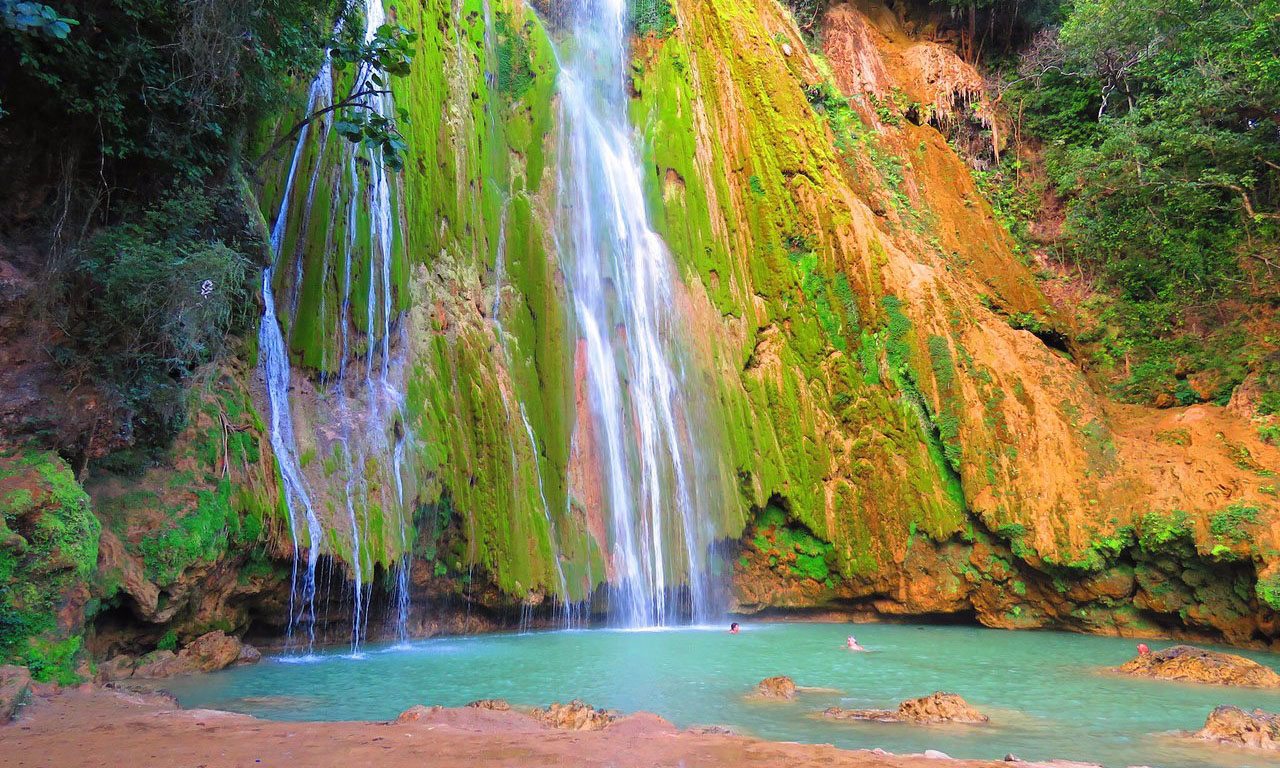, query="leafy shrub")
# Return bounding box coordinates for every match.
[59,187,255,448]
